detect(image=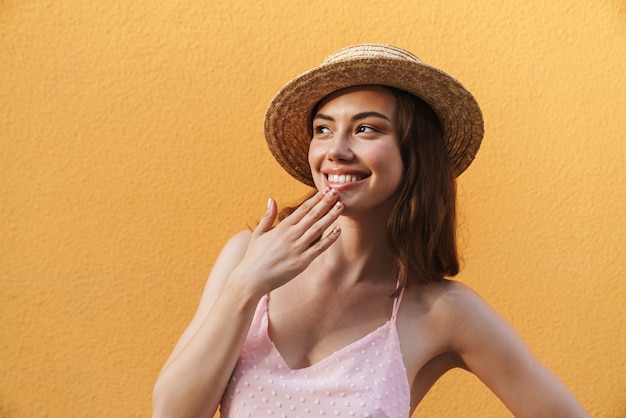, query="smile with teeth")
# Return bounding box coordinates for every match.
[326,174,363,184]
